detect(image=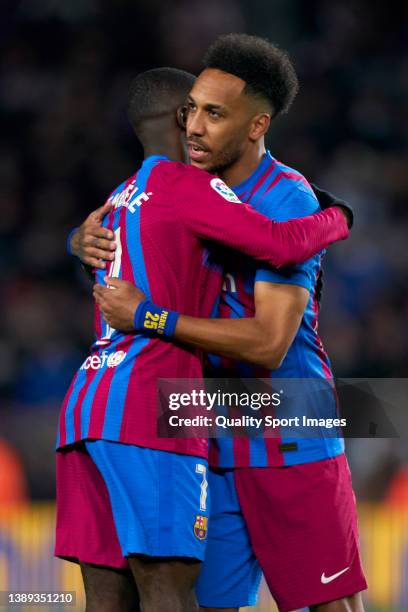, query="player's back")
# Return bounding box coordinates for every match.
[95,155,222,349]
[58,155,224,457]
